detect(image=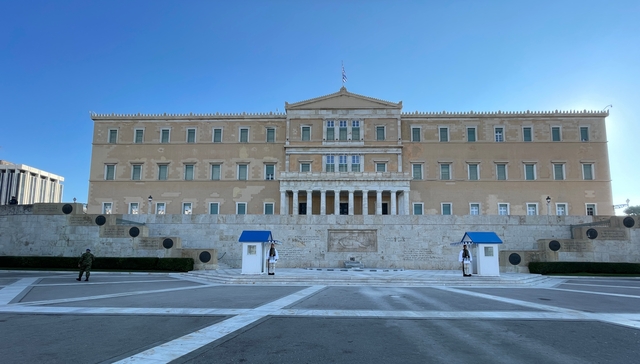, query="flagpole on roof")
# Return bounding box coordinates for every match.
[342,61,347,87]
